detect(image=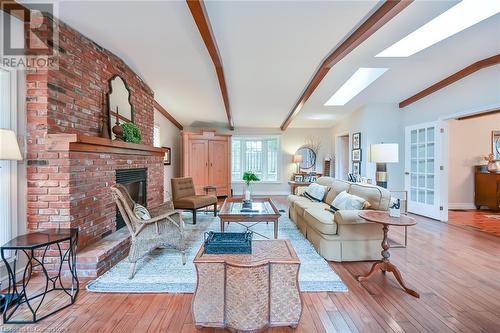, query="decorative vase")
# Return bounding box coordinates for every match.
[243,183,252,203]
[112,123,124,141]
[487,161,500,173]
